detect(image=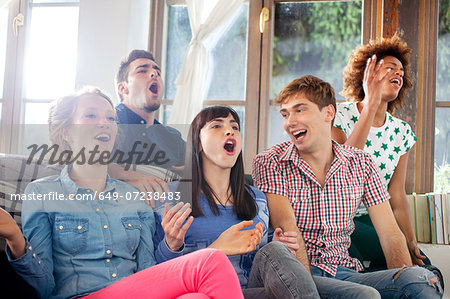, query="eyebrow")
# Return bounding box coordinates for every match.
[385,61,404,70]
[135,64,161,72]
[210,118,239,125]
[280,103,307,113]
